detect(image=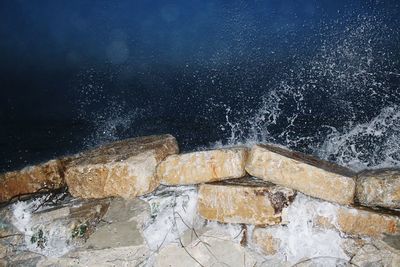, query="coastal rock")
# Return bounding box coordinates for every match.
[337,207,400,240]
[197,177,295,225]
[316,205,400,240]
[0,196,110,262]
[0,159,64,203]
[252,228,280,255]
[245,144,356,205]
[350,240,400,267]
[65,134,179,199]
[36,245,150,267]
[84,198,150,249]
[356,169,400,209]
[157,147,248,185]
[153,229,265,267]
